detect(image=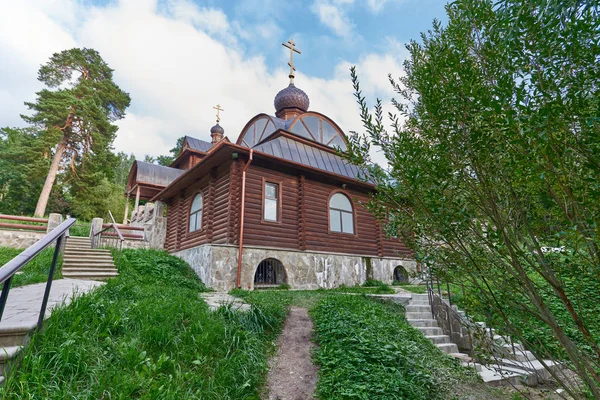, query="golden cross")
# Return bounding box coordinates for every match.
[213,104,224,123]
[282,39,301,83]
